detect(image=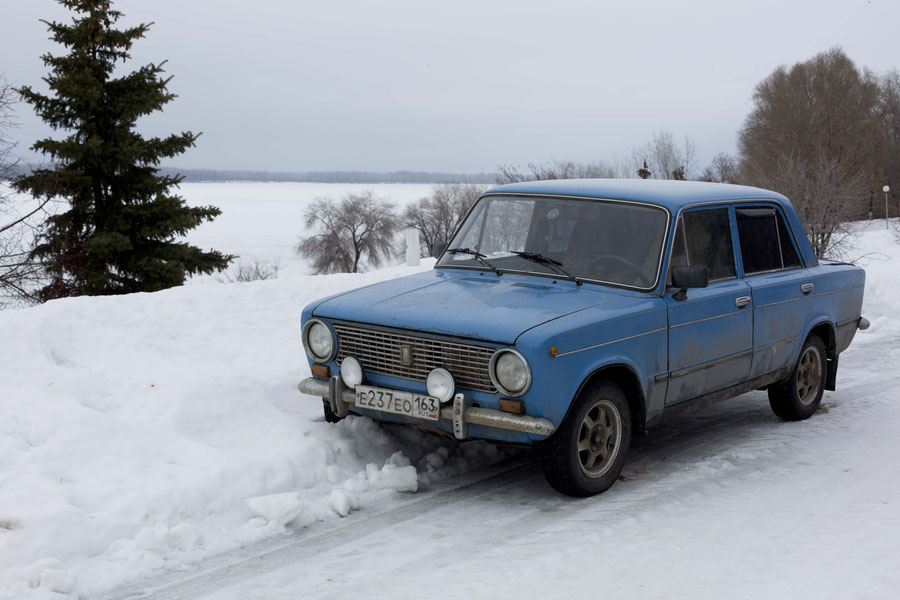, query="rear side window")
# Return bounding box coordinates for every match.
[736,207,801,274]
[669,207,736,281]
